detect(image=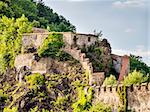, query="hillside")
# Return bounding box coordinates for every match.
[0,0,150,112]
[0,0,76,32]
